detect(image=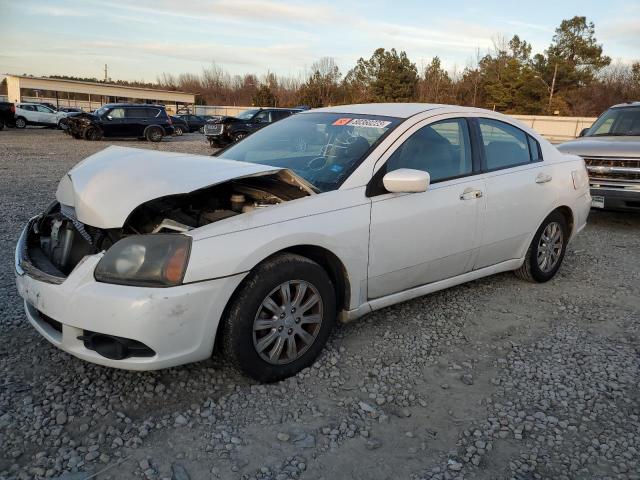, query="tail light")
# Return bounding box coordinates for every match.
[167,116,172,125]
[10,105,15,113]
